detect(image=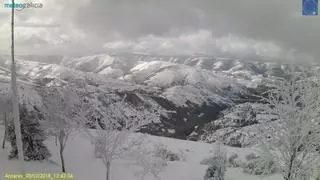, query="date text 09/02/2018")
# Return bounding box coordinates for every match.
[4,172,75,180]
